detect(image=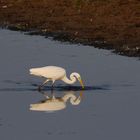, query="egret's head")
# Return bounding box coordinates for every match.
[71,72,84,89]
